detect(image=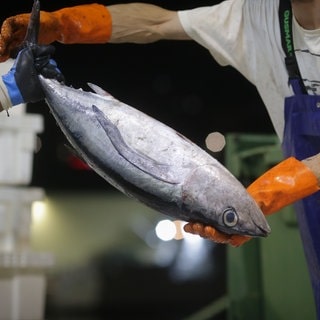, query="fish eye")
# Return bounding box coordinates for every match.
[223,207,238,227]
